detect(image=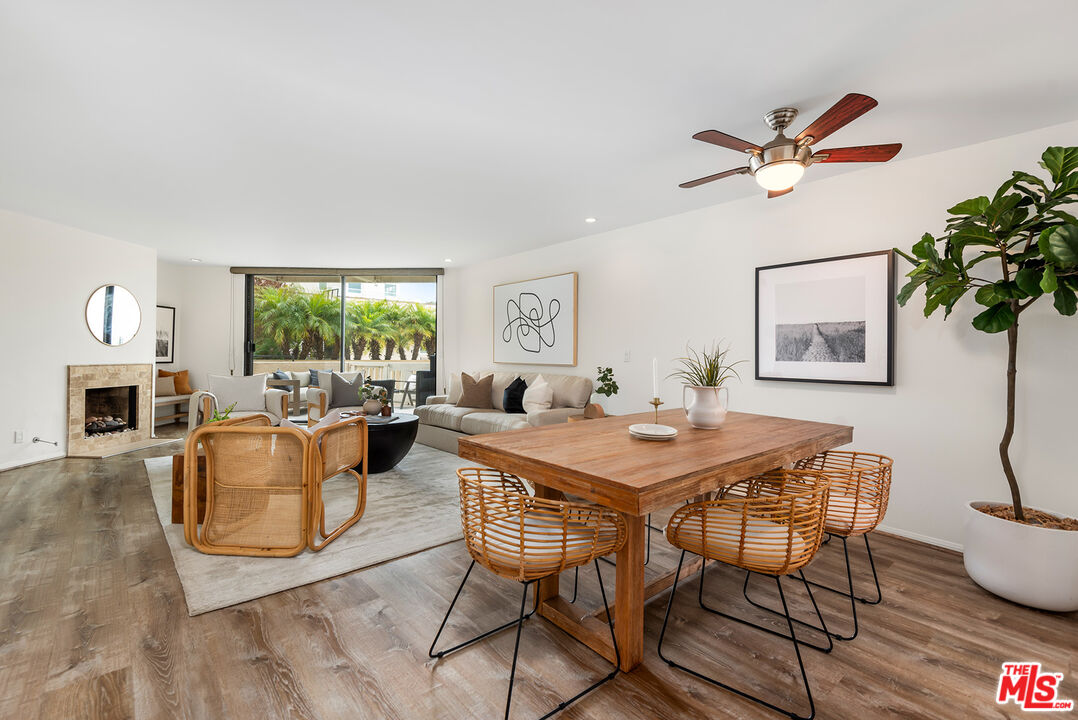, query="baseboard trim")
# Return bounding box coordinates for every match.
[0,451,67,473]
[877,524,963,553]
